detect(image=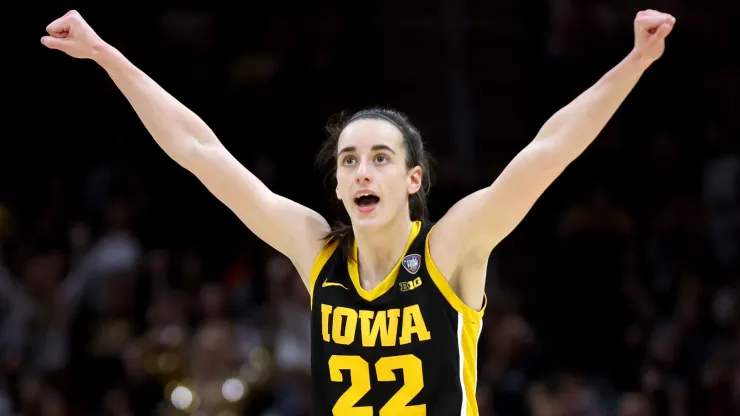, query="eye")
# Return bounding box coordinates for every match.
[374,154,389,164]
[342,156,357,165]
